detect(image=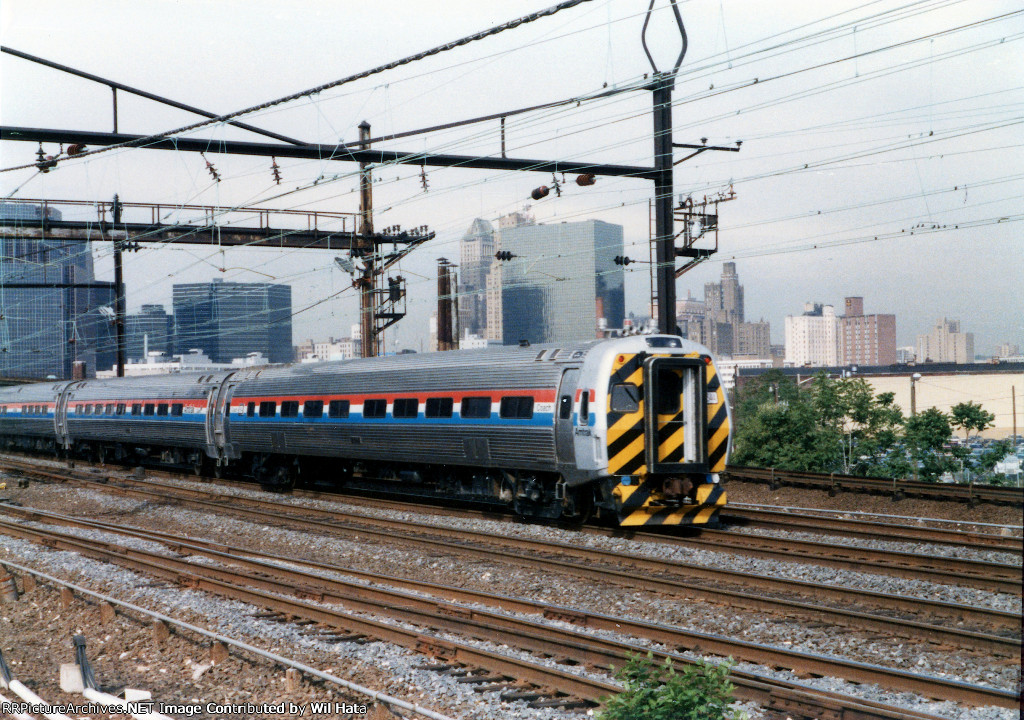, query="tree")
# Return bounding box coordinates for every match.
[599,652,746,720]
[950,401,995,440]
[905,408,956,481]
[731,394,841,472]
